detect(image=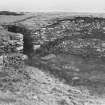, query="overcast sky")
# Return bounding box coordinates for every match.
[0,0,105,13]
